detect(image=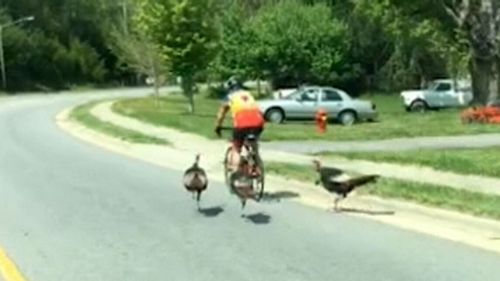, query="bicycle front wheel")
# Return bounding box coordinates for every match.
[223,147,232,186]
